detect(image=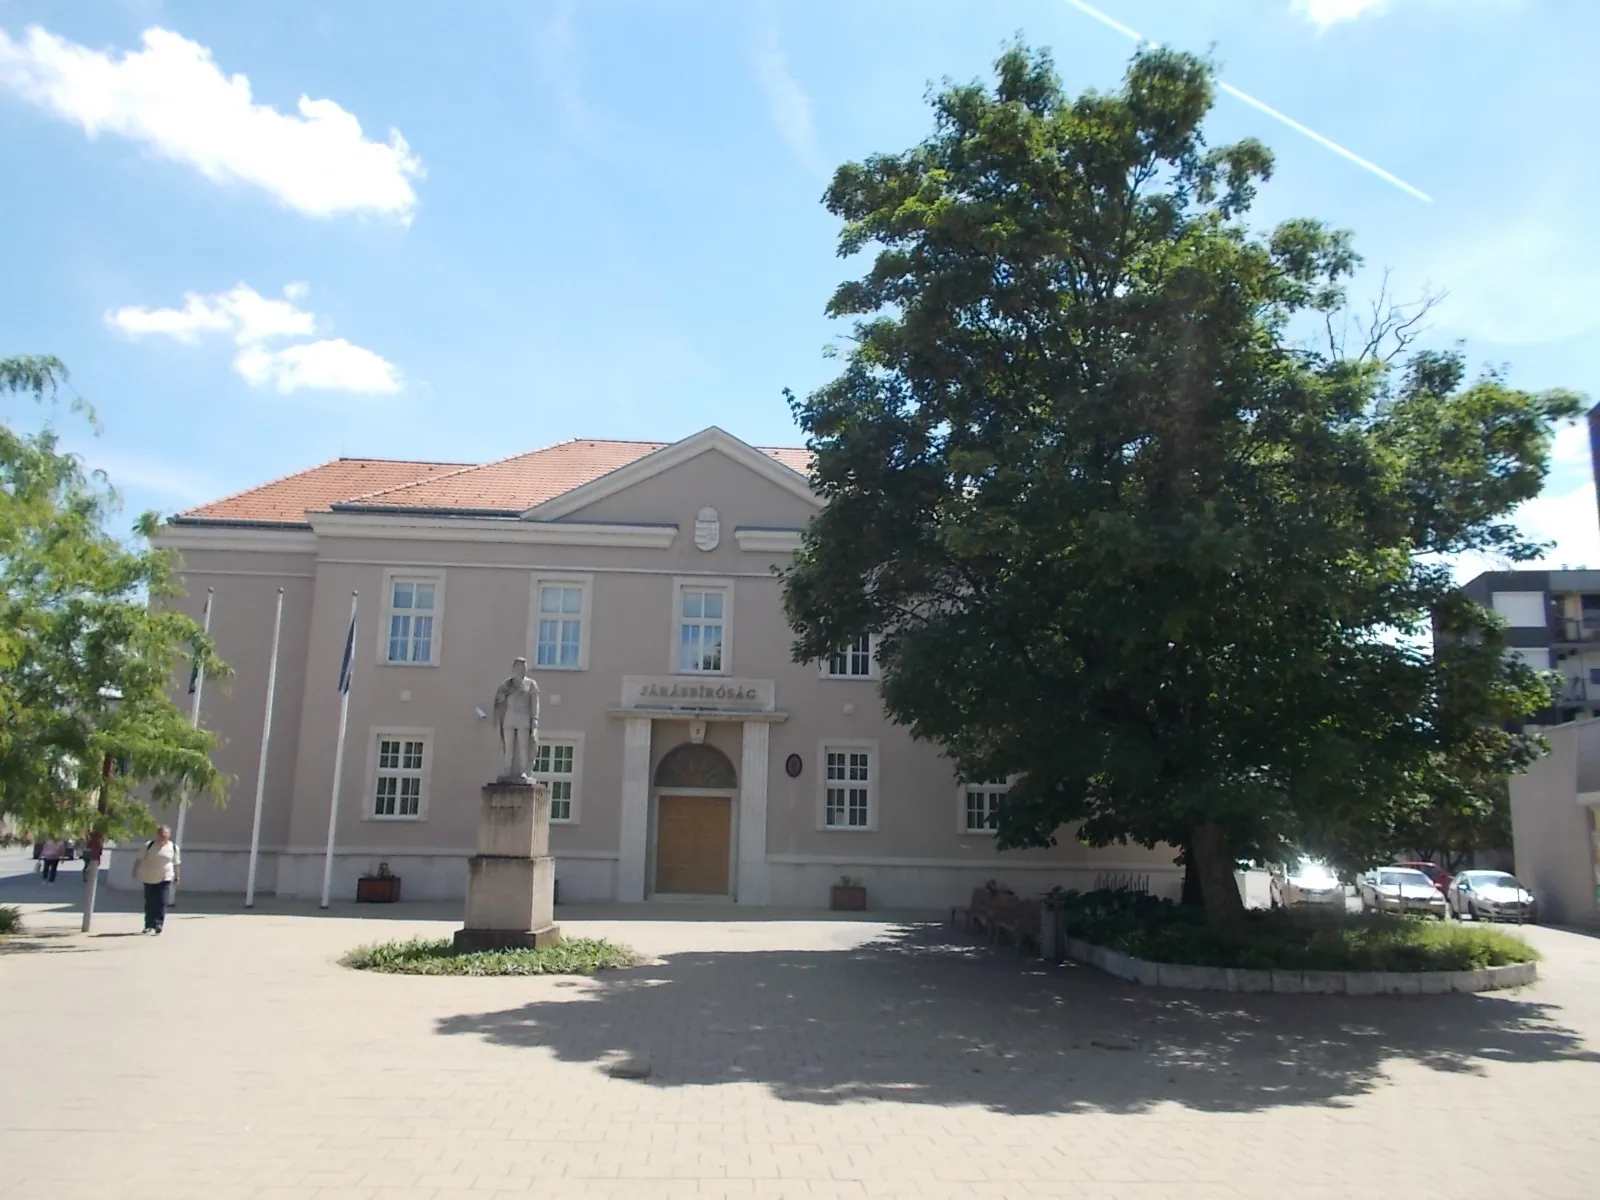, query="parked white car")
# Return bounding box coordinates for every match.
[1270,859,1344,908]
[1357,867,1448,919]
[1446,870,1537,923]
